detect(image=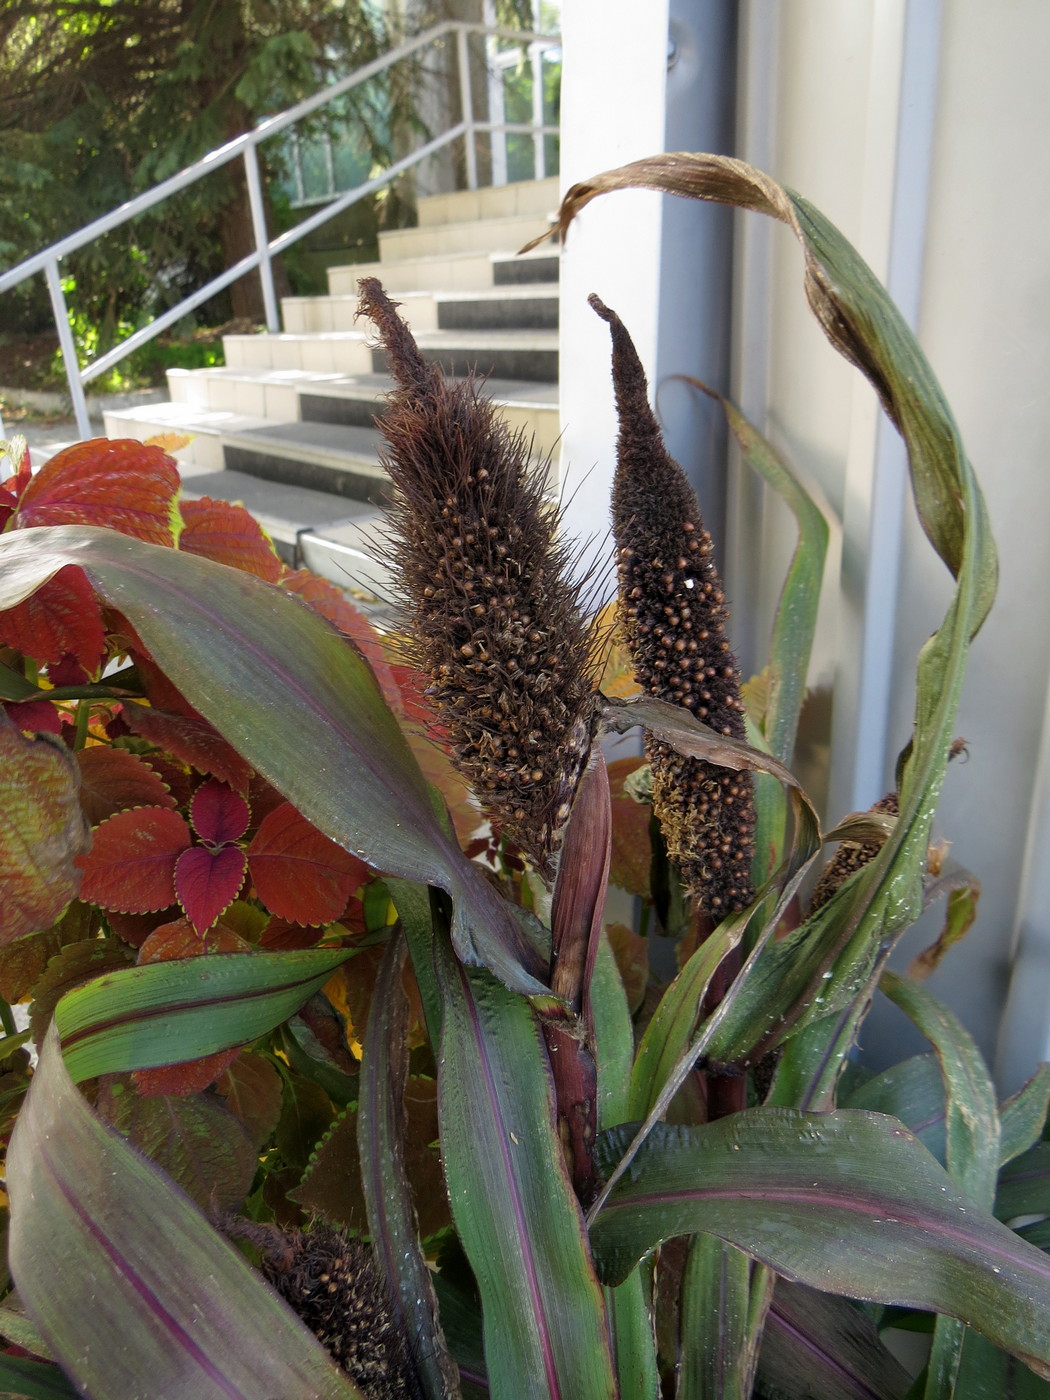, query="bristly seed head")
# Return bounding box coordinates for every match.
[241,1222,412,1399]
[357,278,598,877]
[590,292,756,914]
